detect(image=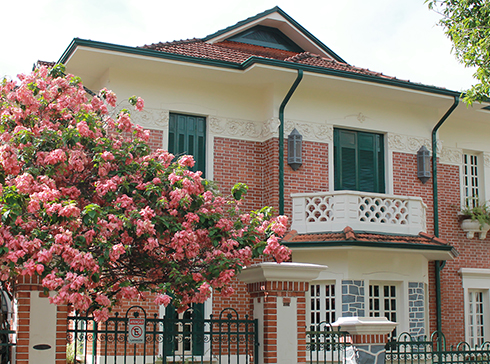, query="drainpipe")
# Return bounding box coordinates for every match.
[431,95,459,337]
[279,69,303,215]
